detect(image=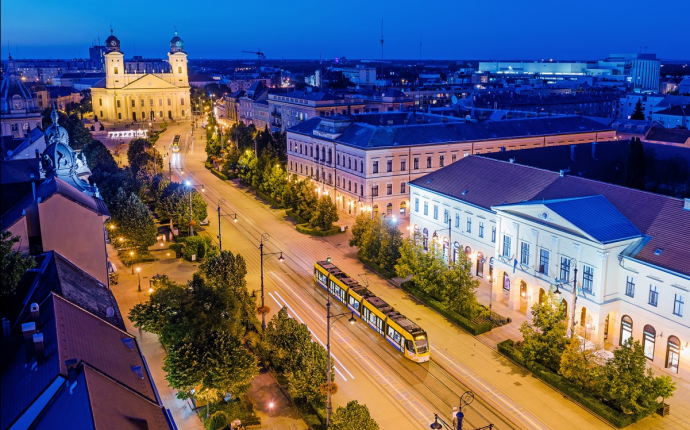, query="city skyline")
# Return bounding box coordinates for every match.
[2,0,689,60]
